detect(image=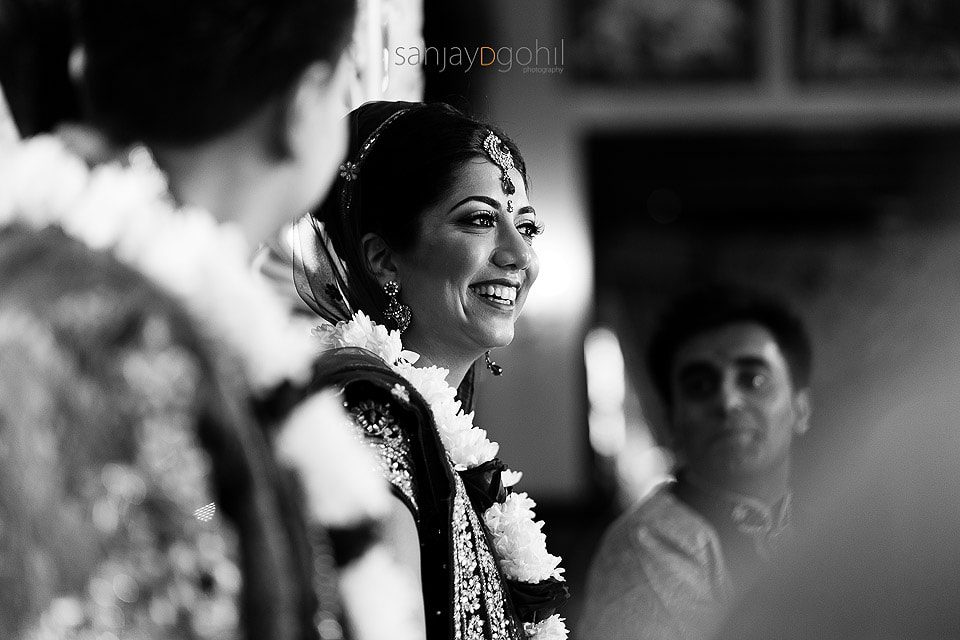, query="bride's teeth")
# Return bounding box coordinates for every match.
[472,284,517,304]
